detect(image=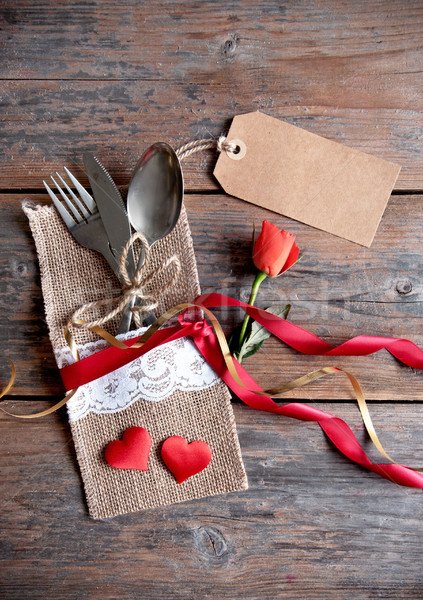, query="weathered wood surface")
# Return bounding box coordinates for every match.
[3,0,422,83]
[1,402,423,600]
[1,1,423,598]
[2,80,422,190]
[1,0,423,190]
[1,192,421,399]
